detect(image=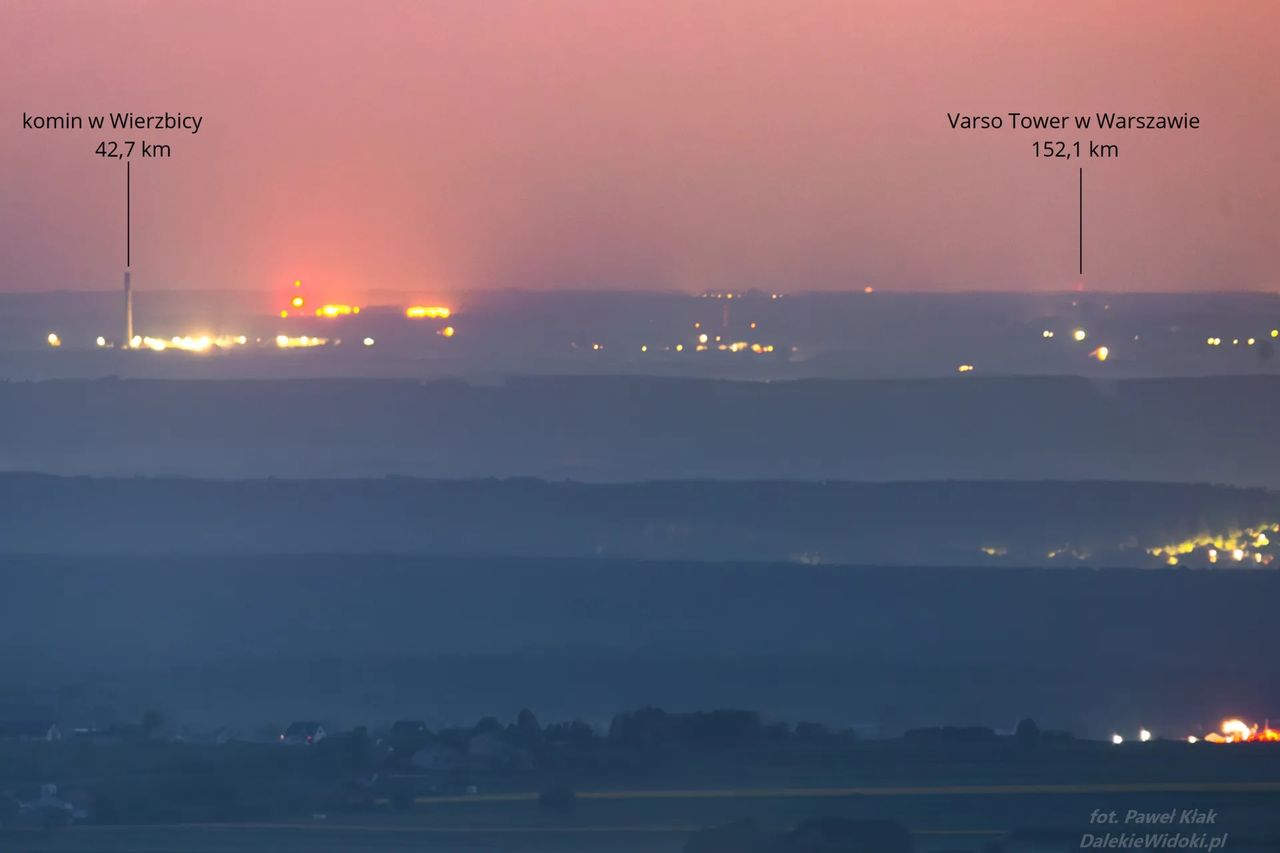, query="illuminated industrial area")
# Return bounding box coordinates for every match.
[1111,718,1280,746]
[47,278,456,353]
